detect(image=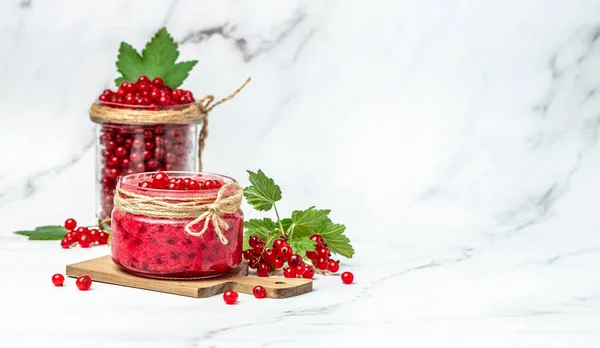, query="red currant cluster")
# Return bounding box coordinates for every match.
[98,76,195,108]
[61,218,109,249]
[98,123,193,219]
[137,171,223,190]
[52,274,92,291]
[244,234,343,279]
